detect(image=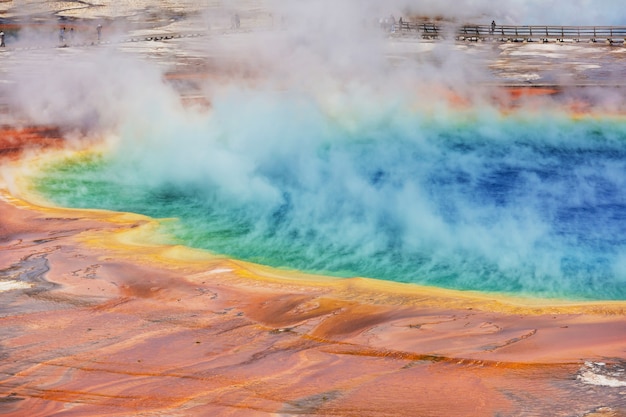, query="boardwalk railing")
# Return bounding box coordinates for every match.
[394,22,626,44]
